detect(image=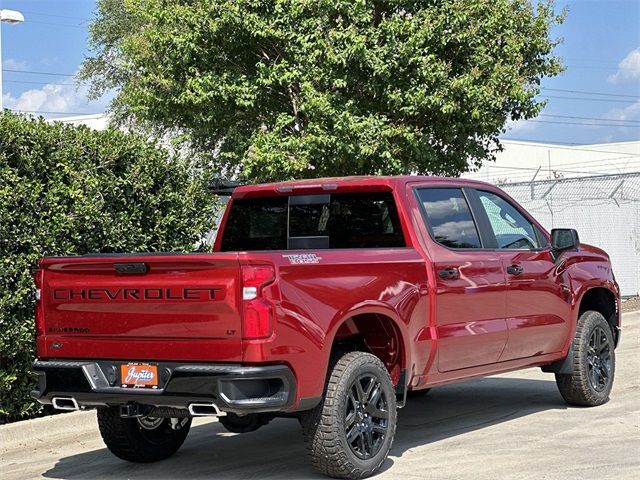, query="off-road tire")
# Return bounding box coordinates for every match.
[301,351,397,479]
[219,412,273,433]
[97,407,191,463]
[555,310,615,406]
